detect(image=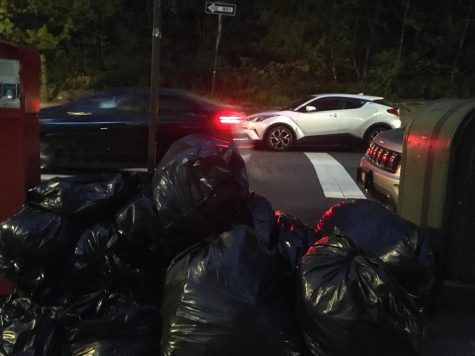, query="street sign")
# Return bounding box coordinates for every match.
[205,2,236,16]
